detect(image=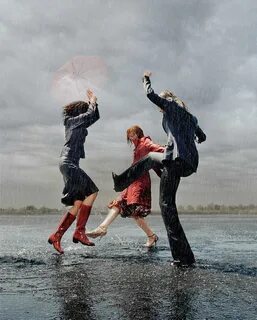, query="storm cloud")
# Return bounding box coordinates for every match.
[0,0,256,209]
